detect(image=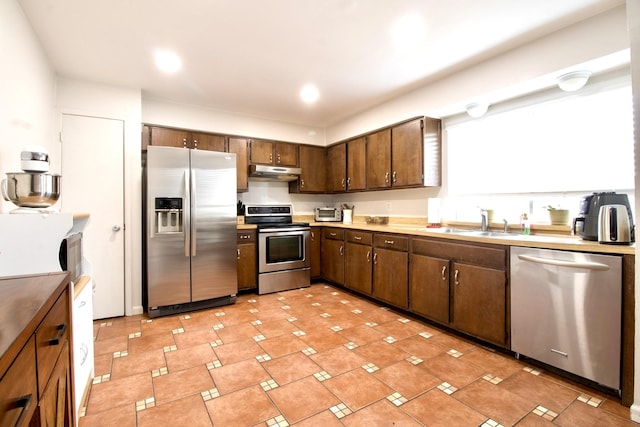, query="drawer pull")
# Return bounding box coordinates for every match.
[240,234,250,239]
[77,300,87,308]
[329,232,337,237]
[48,324,67,346]
[354,236,362,240]
[384,239,394,245]
[11,394,32,427]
